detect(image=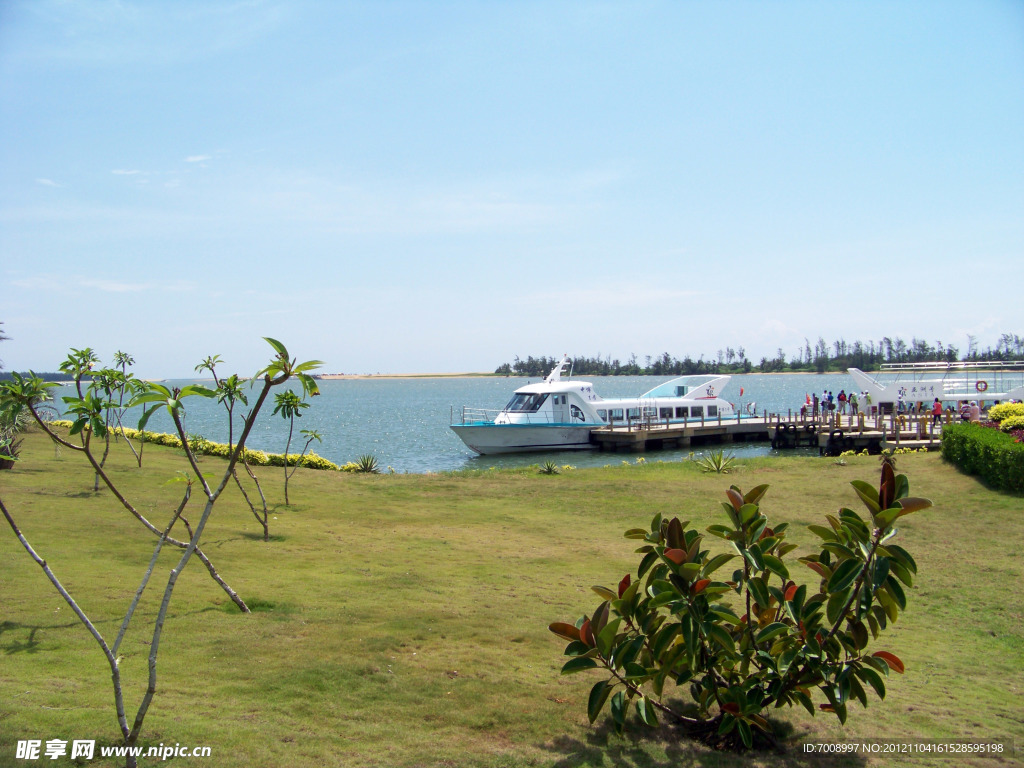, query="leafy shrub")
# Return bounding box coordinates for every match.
[550,459,930,750]
[696,450,736,474]
[538,460,561,475]
[999,415,1024,434]
[941,422,1024,492]
[987,402,1024,424]
[298,452,340,471]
